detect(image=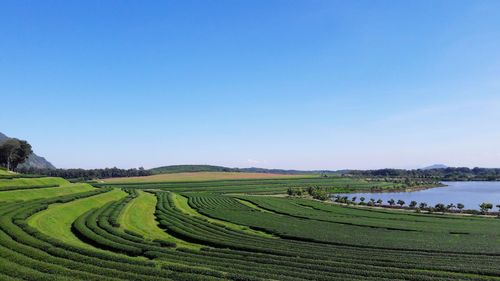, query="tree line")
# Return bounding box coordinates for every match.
[333,195,500,215]
[16,167,152,180]
[345,167,500,181]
